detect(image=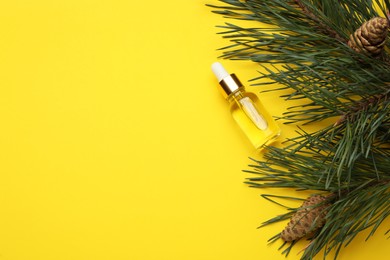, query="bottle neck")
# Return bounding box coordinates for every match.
[218,74,244,99]
[227,88,245,103]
